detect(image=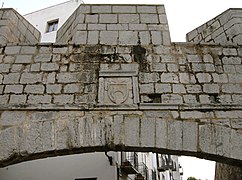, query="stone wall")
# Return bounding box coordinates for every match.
[0,42,241,167]
[0,9,41,44]
[186,8,242,45]
[215,162,242,180]
[0,5,241,168]
[56,4,171,45]
[0,43,241,109]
